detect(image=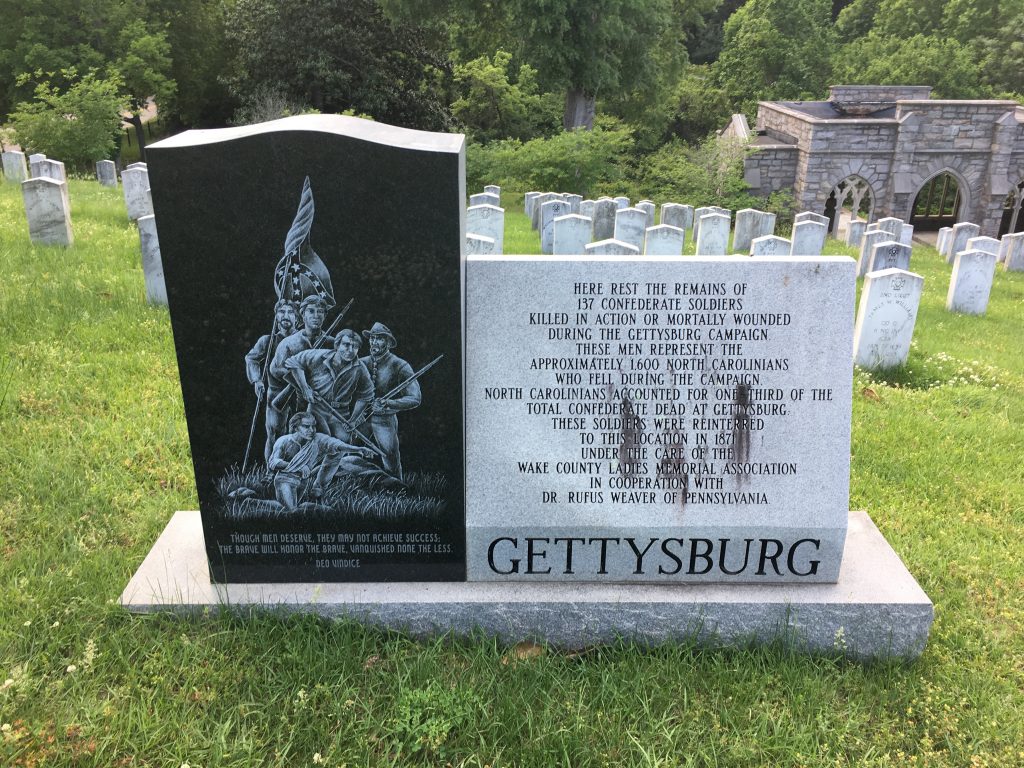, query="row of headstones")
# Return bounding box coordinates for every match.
[521,192,838,258]
[466,185,504,254]
[1,149,166,305]
[851,217,1024,370]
